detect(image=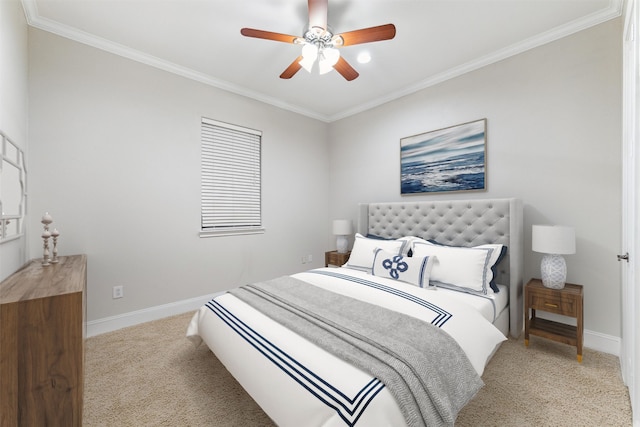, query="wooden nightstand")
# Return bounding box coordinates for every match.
[524,278,584,362]
[325,250,351,267]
